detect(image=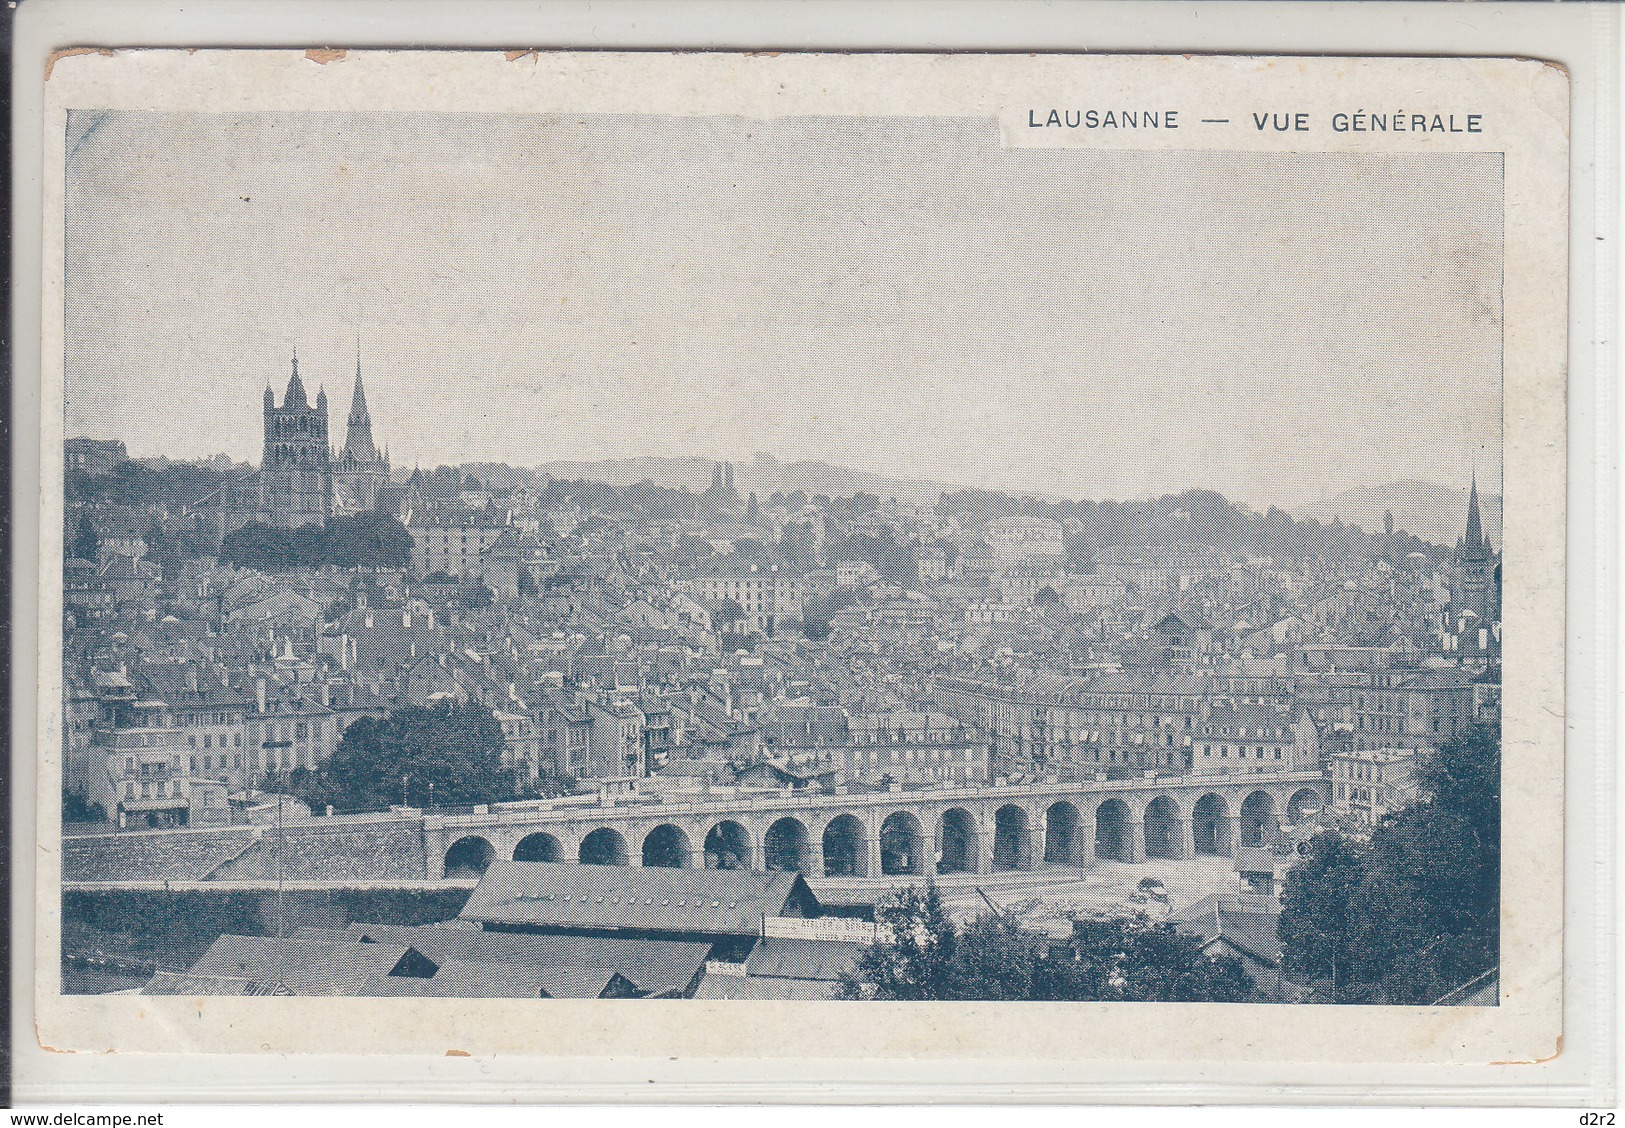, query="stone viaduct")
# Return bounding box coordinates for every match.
[424,771,1330,882]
